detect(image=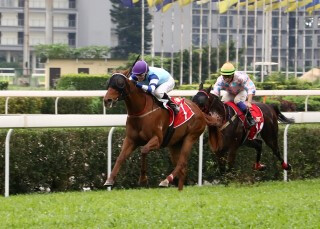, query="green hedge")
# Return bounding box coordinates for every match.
[0,124,319,195]
[56,74,110,90]
[0,81,9,90]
